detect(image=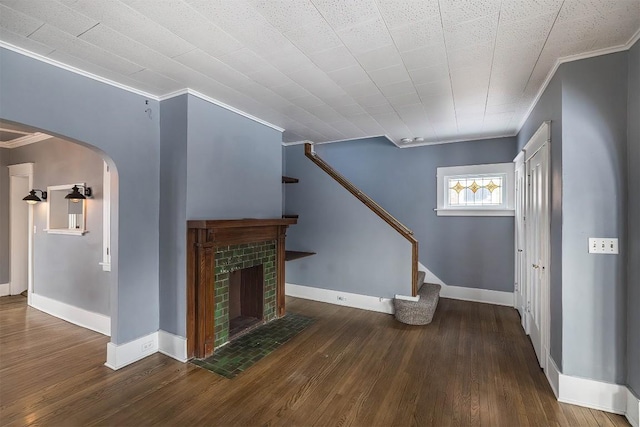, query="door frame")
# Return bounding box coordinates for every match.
[516,122,551,372]
[8,163,34,305]
[513,150,526,328]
